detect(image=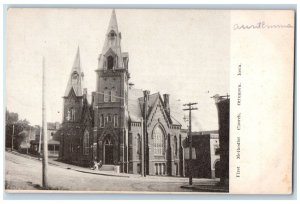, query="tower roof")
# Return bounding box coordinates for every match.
[98,9,125,69]
[64,47,84,97]
[106,9,118,34]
